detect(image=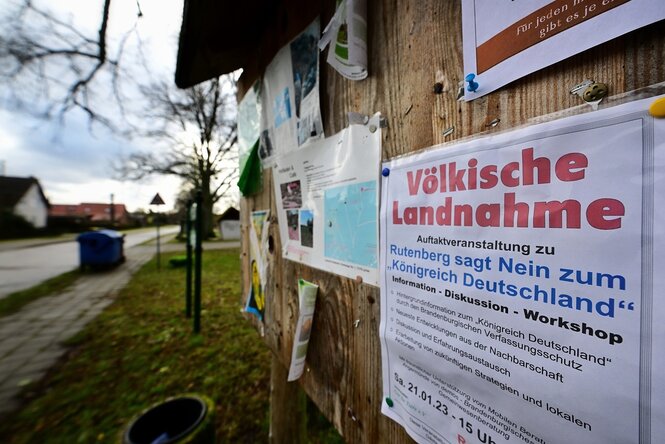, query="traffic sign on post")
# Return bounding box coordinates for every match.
[150,193,165,205]
[150,193,165,269]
